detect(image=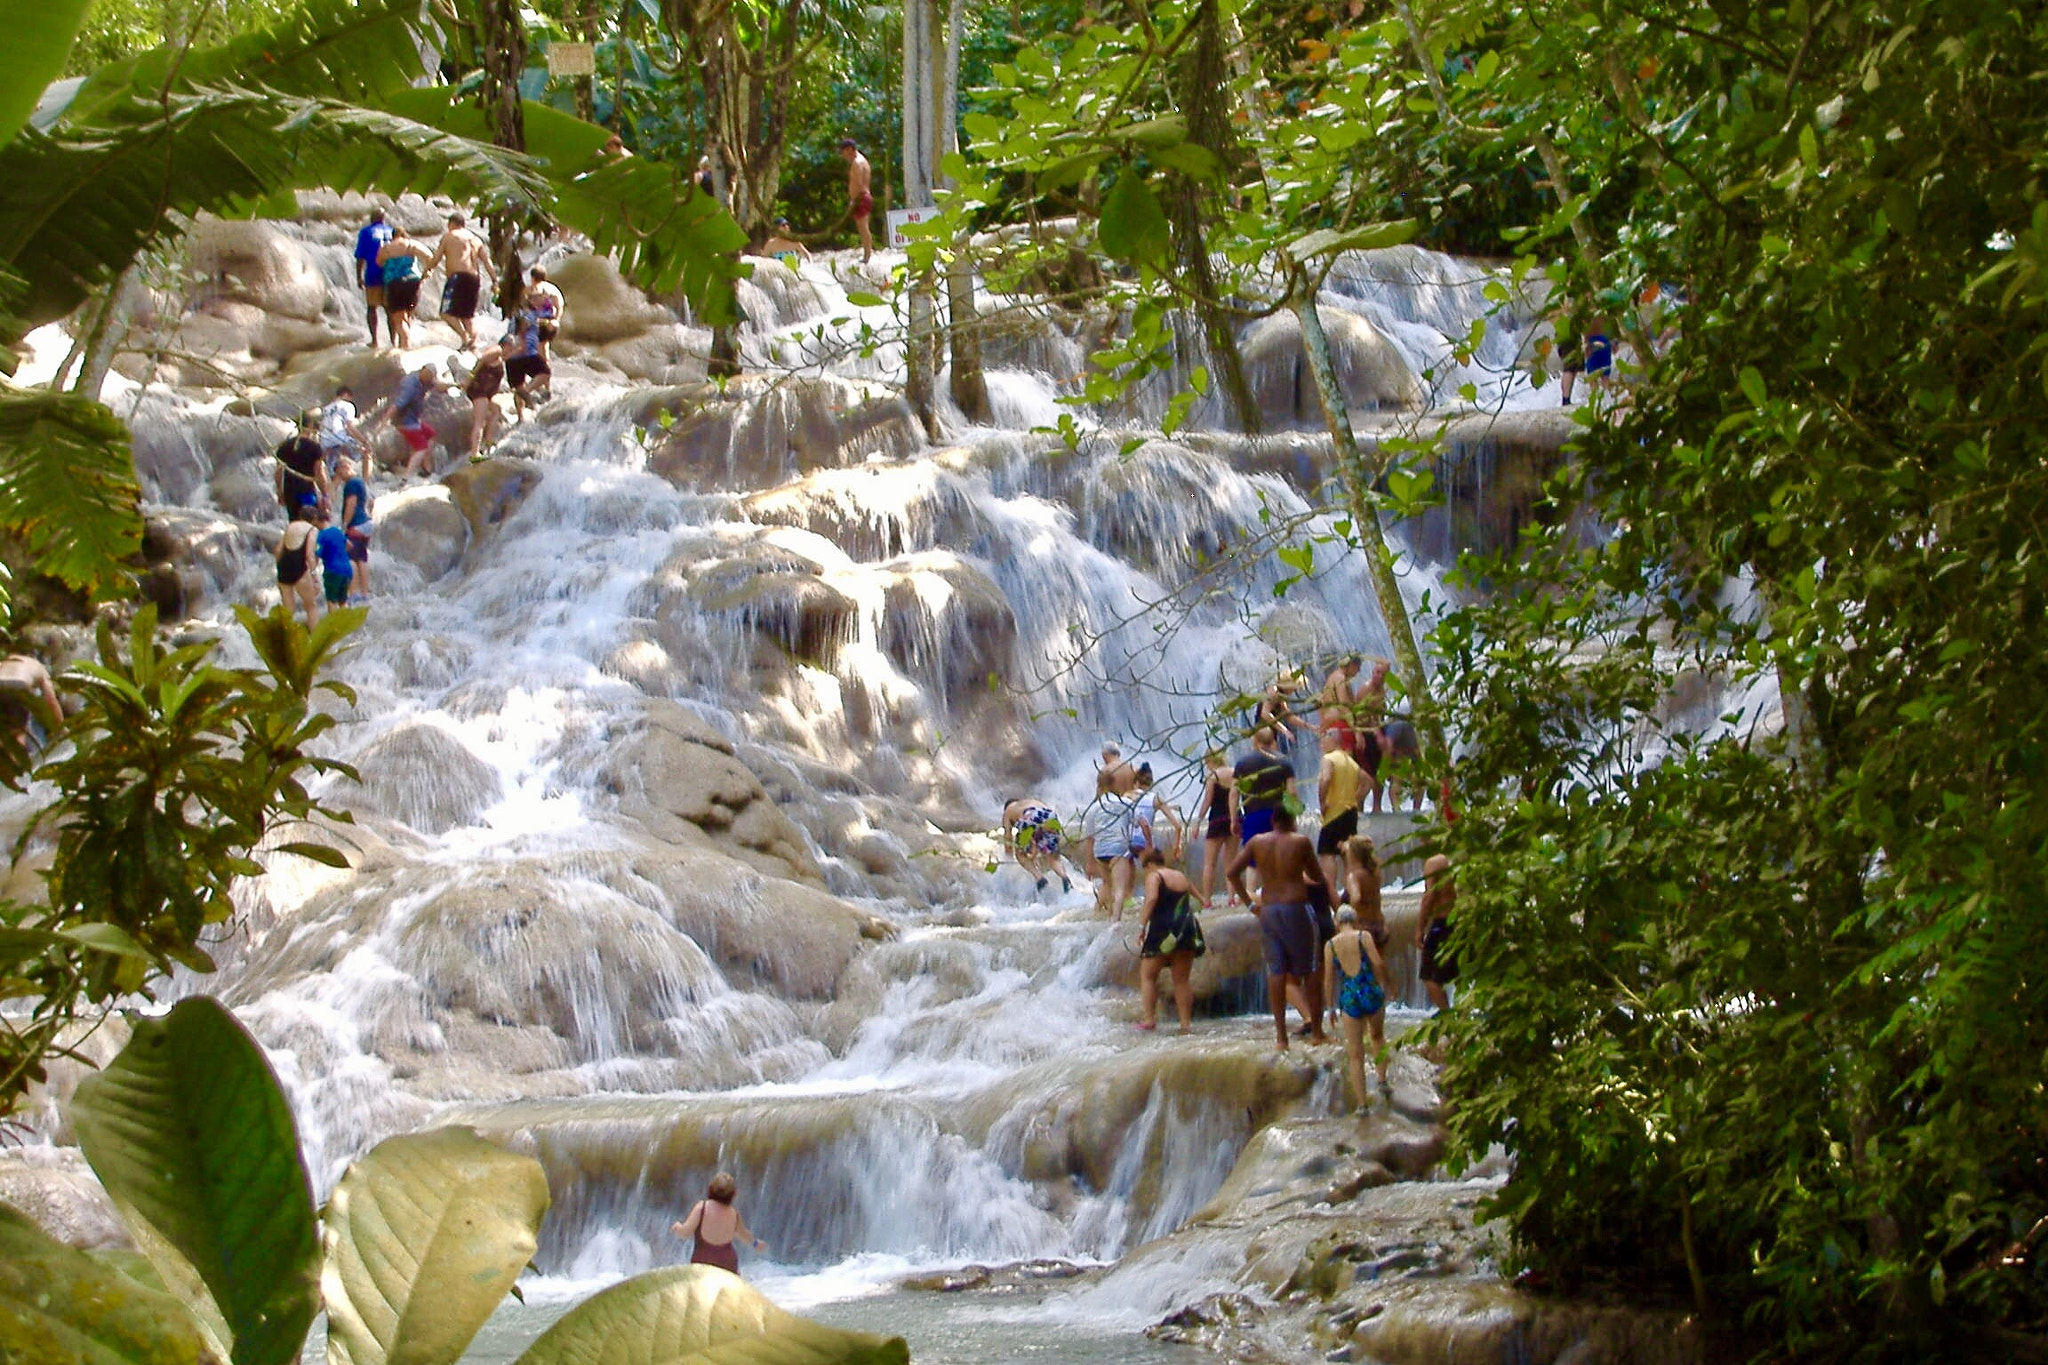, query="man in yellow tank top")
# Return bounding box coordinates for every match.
[1316,729,1365,892]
